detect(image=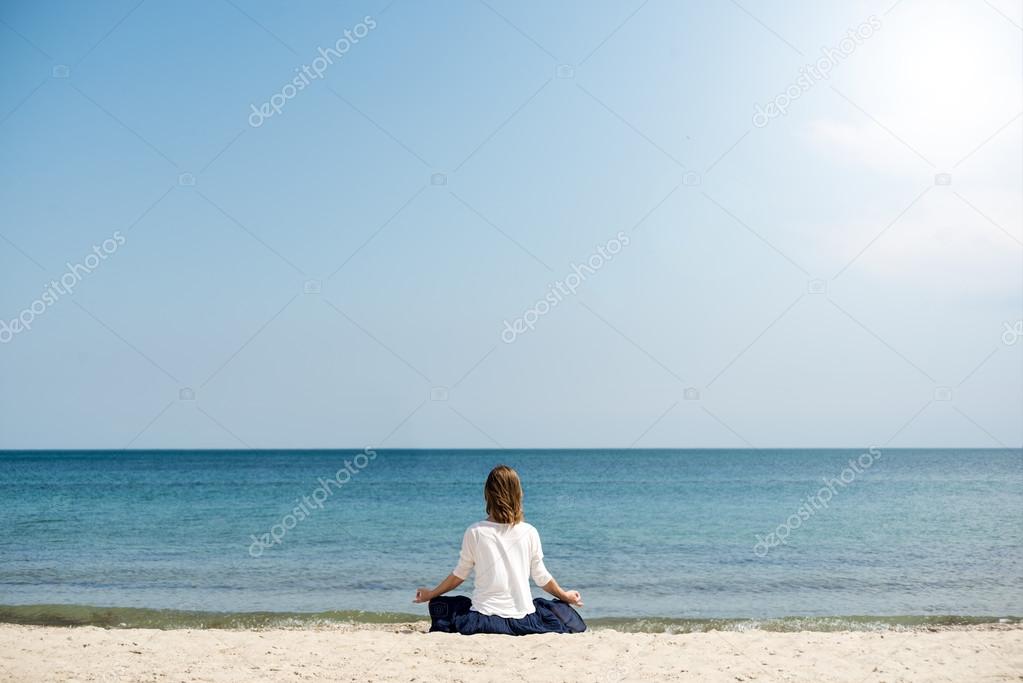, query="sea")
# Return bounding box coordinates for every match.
[1,448,1020,632]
